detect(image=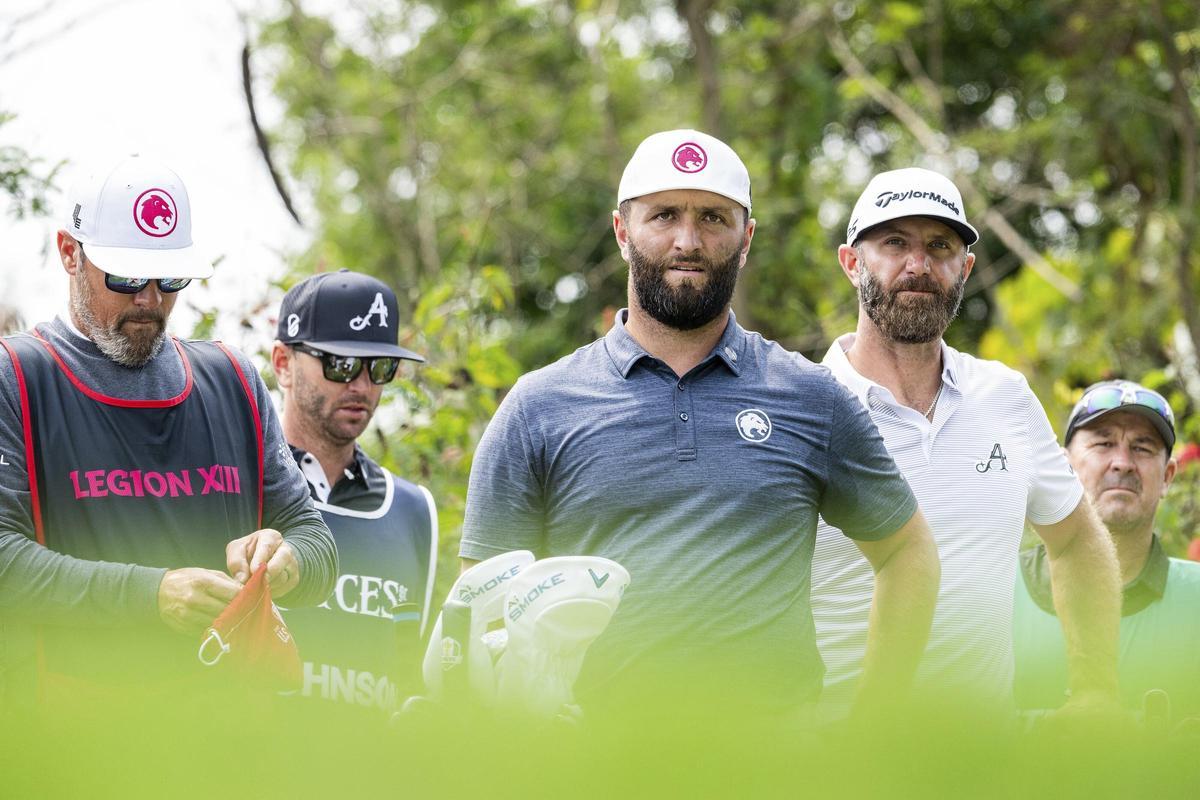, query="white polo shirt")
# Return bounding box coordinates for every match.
[810,334,1083,716]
